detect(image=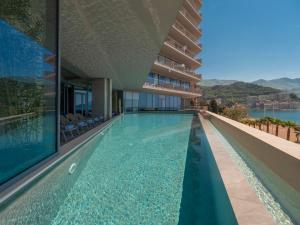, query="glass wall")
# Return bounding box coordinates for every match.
[147,72,190,90]
[124,91,182,112]
[0,0,58,184]
[61,79,93,116]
